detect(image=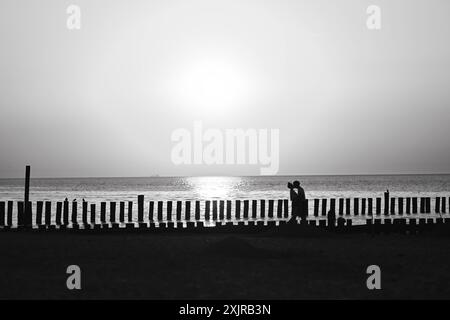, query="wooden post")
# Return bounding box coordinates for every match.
[219,200,225,220]
[90,203,96,225]
[313,199,319,217]
[176,201,182,221]
[420,197,425,213]
[435,197,441,213]
[18,202,24,226]
[338,198,344,216]
[398,197,403,215]
[185,201,191,221]
[390,198,396,215]
[354,198,359,216]
[321,199,327,216]
[345,198,351,216]
[149,201,154,221]
[56,202,62,225]
[82,201,88,224]
[268,200,274,219]
[36,201,43,225]
[71,201,78,224]
[119,202,125,222]
[7,201,13,226]
[0,202,5,227]
[384,191,389,215]
[260,200,265,219]
[361,198,366,216]
[128,201,133,222]
[235,200,241,220]
[195,201,201,221]
[63,199,69,225]
[442,197,446,213]
[138,195,144,222]
[328,198,335,215]
[110,202,116,223]
[45,201,51,226]
[368,198,373,216]
[157,201,163,221]
[100,202,106,223]
[24,165,31,227]
[406,197,411,214]
[226,200,232,220]
[376,197,381,215]
[167,201,173,221]
[412,197,418,214]
[205,200,211,220]
[283,199,289,218]
[243,200,249,219]
[277,199,283,218]
[213,200,218,220]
